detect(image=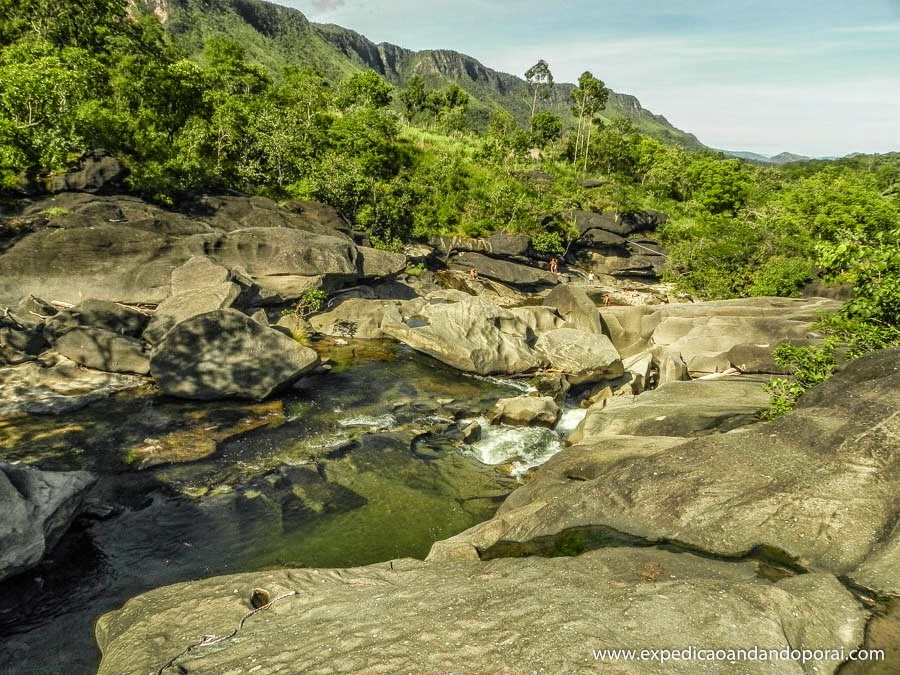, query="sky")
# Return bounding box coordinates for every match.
[280,1,900,157]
